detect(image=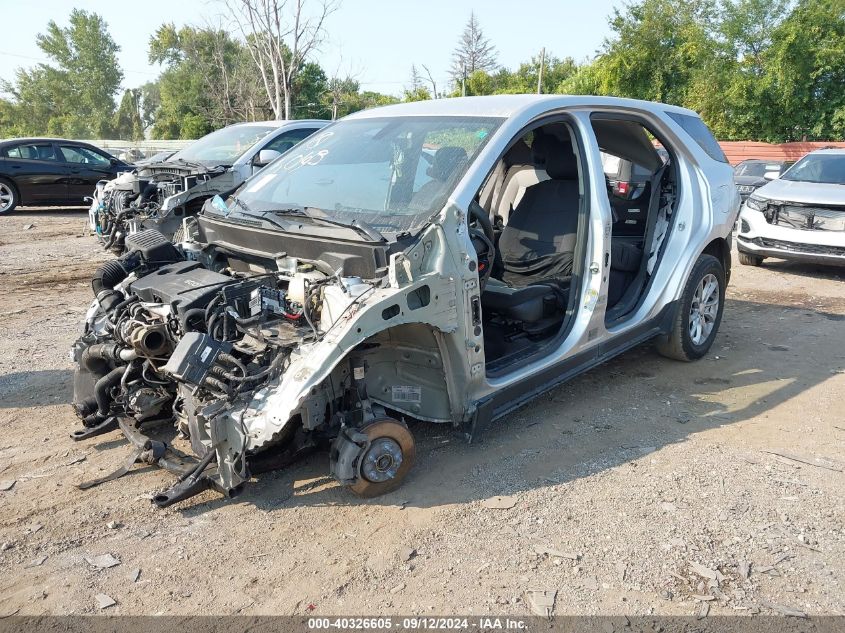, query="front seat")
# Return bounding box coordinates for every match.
[409,146,468,212]
[497,135,580,287]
